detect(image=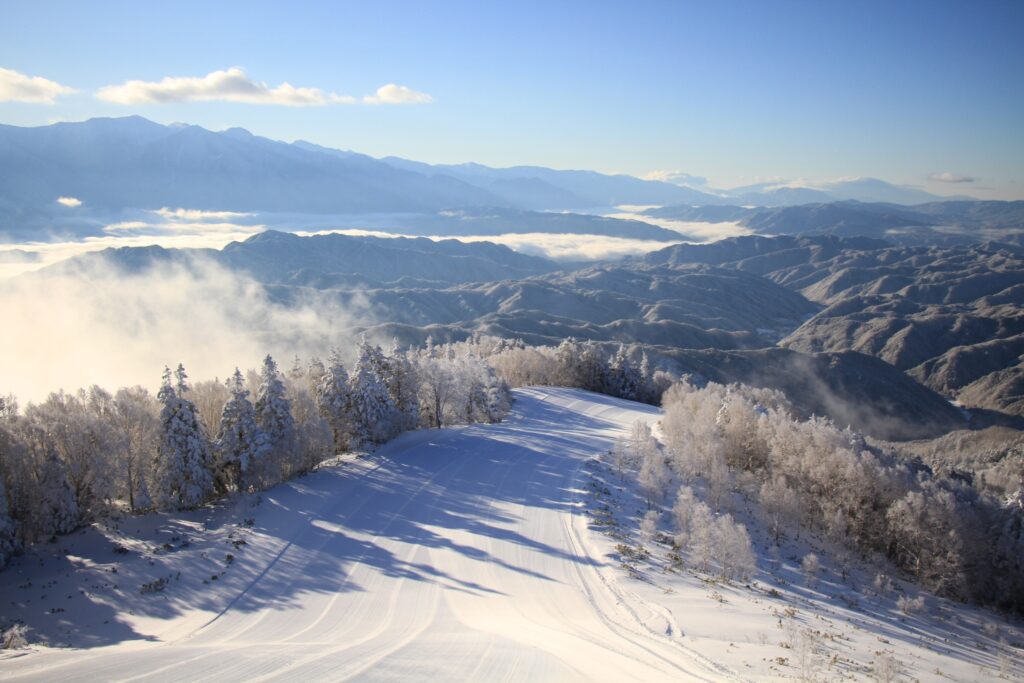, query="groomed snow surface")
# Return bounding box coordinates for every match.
[2,388,1022,681]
